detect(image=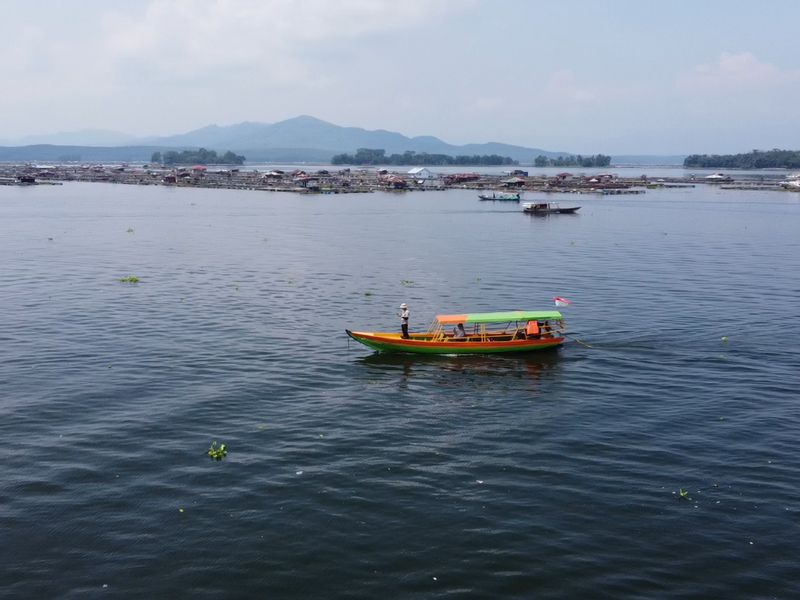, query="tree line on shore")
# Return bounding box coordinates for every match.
[150,148,246,165]
[331,148,517,166]
[533,154,611,167]
[684,149,800,169]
